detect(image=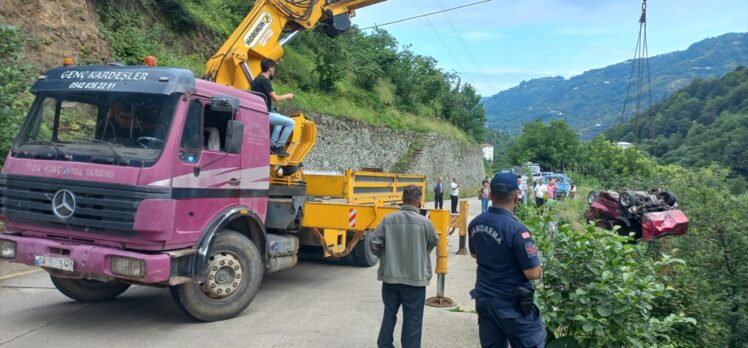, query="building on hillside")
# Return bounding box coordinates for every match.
[480,144,494,161]
[616,142,633,149]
